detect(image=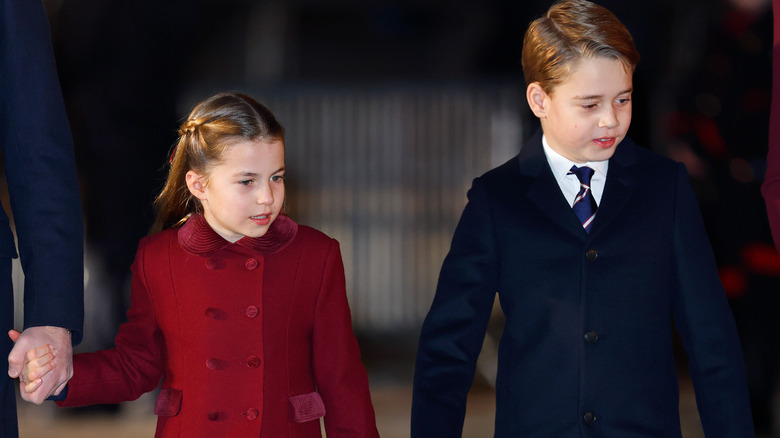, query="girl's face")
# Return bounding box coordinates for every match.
[527,56,633,163]
[186,138,285,243]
